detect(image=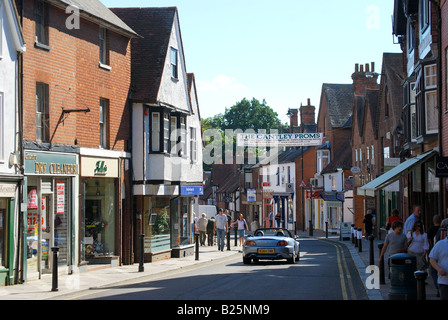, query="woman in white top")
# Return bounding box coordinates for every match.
[231,214,249,247]
[407,220,429,270]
